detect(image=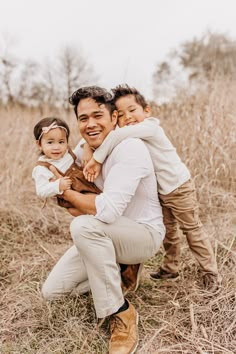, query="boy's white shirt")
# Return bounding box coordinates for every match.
[32,150,80,199]
[93,117,191,195]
